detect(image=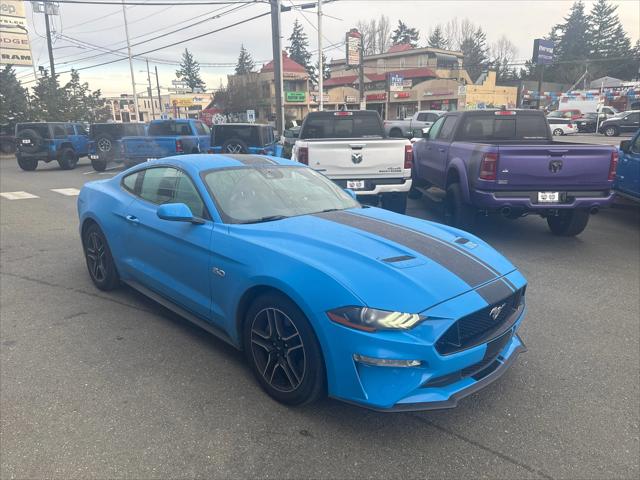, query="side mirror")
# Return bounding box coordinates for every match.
[422,126,430,139]
[157,203,204,224]
[620,140,630,153]
[343,188,357,200]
